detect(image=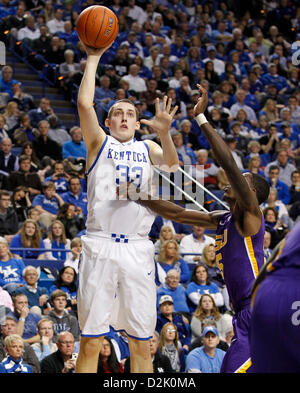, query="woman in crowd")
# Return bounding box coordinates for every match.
[31,318,57,362]
[201,243,224,289]
[13,113,38,146]
[97,336,124,374]
[3,101,19,135]
[190,294,233,342]
[258,98,279,122]
[56,203,85,240]
[9,219,46,259]
[11,186,32,226]
[0,238,25,295]
[20,141,42,172]
[245,156,265,177]
[154,225,176,254]
[156,239,190,283]
[43,220,71,262]
[158,322,186,372]
[49,266,77,315]
[186,263,224,313]
[261,187,292,229]
[263,206,289,249]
